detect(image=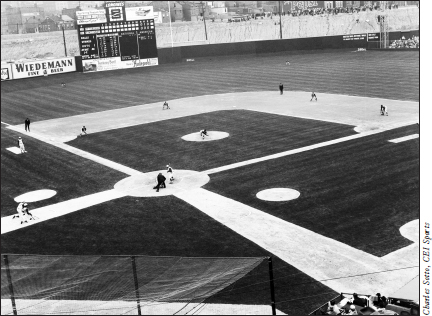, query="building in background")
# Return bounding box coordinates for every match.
[38,16,57,32]
[23,15,40,33]
[3,6,23,34]
[170,1,183,21]
[154,9,171,23]
[59,14,75,29]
